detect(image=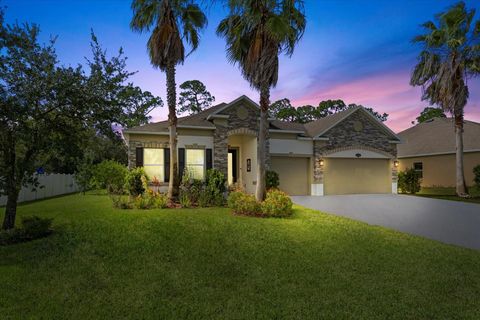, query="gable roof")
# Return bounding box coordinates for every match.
[304,106,359,137]
[124,96,399,140]
[207,95,259,118]
[397,117,480,157]
[304,106,400,141]
[270,120,306,132]
[125,103,227,133]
